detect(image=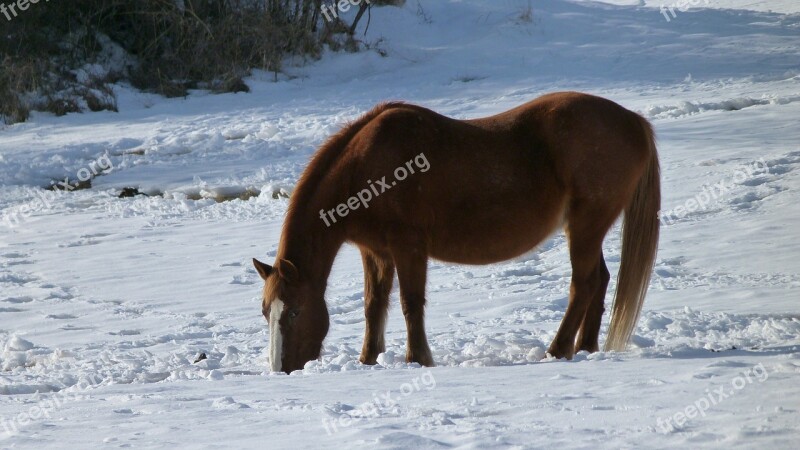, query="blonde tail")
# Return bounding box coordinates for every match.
[604,116,661,352]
